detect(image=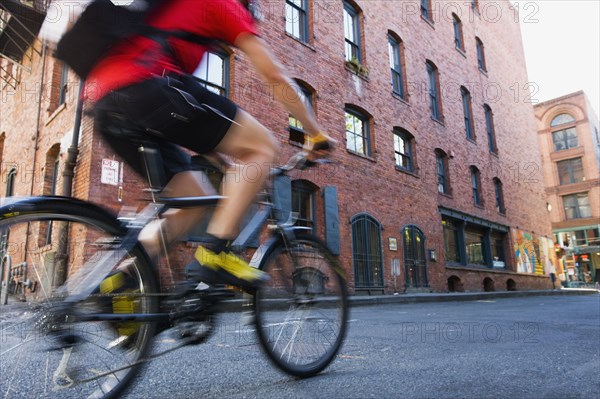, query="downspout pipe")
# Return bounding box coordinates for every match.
[52,80,84,288]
